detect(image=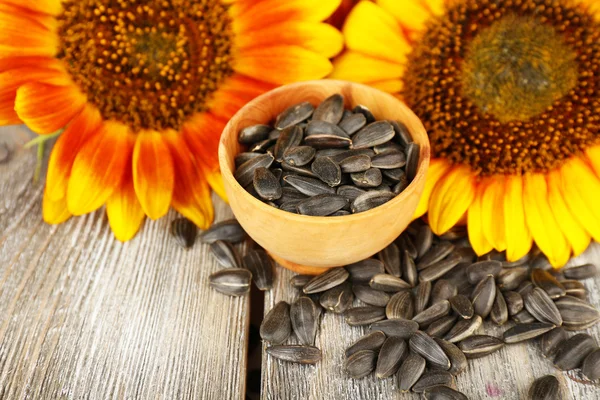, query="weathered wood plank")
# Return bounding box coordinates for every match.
[0,126,249,399]
[262,237,600,399]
